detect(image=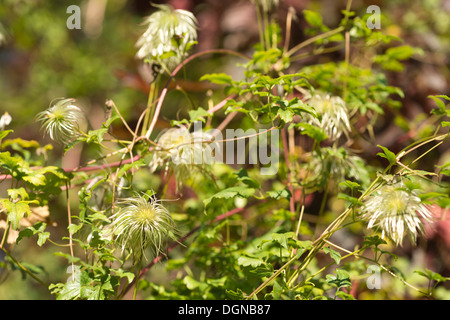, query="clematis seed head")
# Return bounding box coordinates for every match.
[135,4,197,73]
[360,181,433,246]
[110,194,177,261]
[36,98,86,144]
[150,126,216,191]
[304,92,351,141]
